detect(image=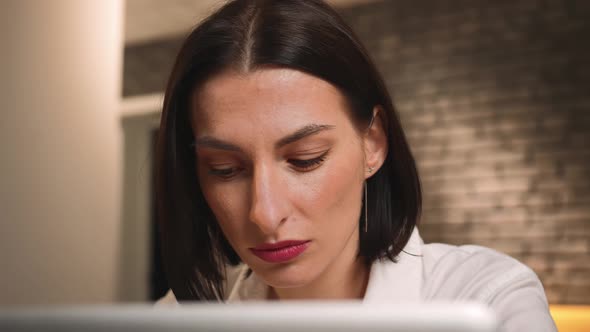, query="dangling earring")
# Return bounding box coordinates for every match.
[364,167,374,233]
[364,181,368,233]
